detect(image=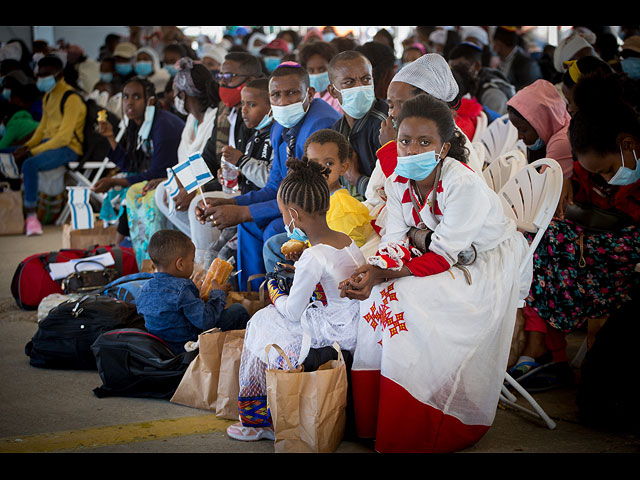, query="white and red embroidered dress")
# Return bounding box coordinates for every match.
[352,156,532,453]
